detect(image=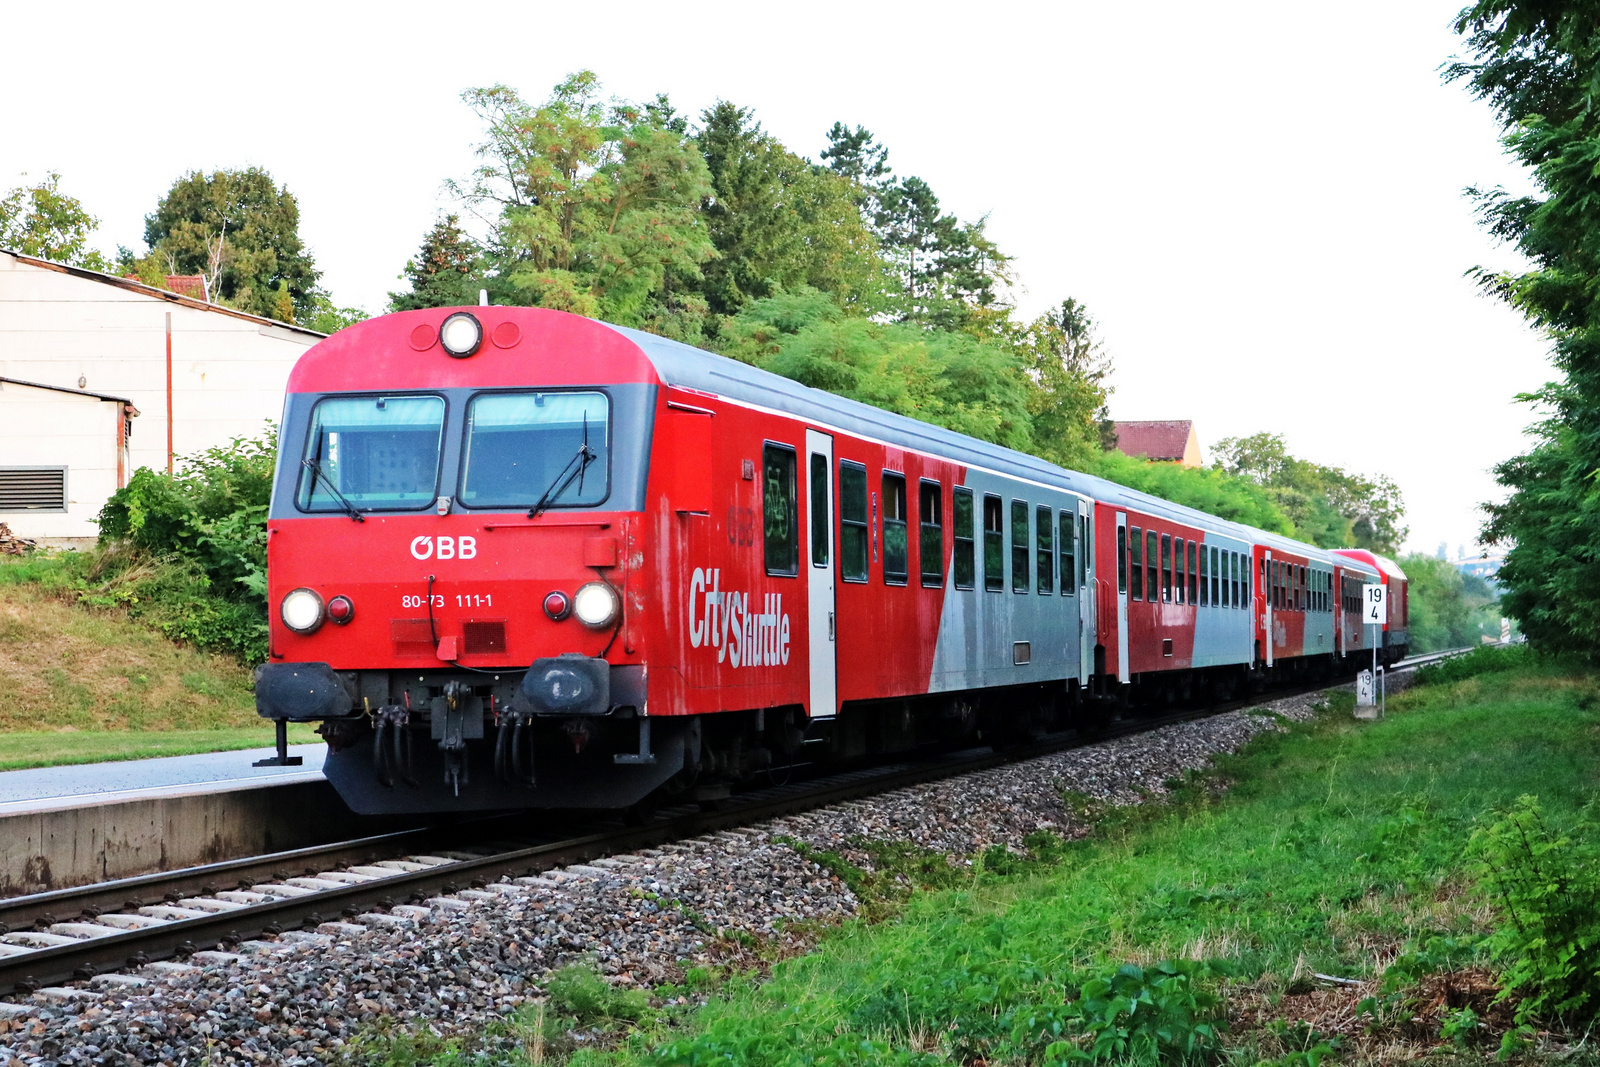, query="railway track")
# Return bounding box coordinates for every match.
[0,649,1468,997]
